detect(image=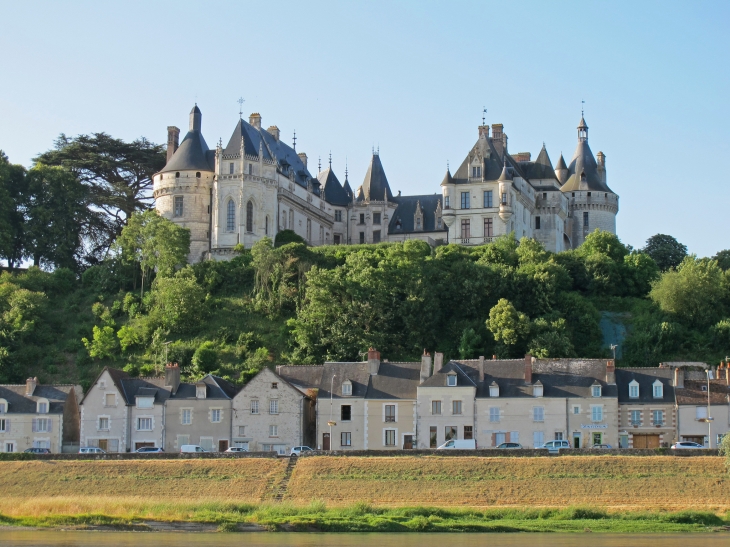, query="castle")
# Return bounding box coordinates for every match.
[153,107,618,262]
